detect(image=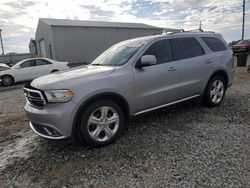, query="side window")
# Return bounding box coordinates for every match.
[173,37,205,60]
[144,39,173,64]
[20,60,36,68]
[201,37,227,52]
[36,59,52,66]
